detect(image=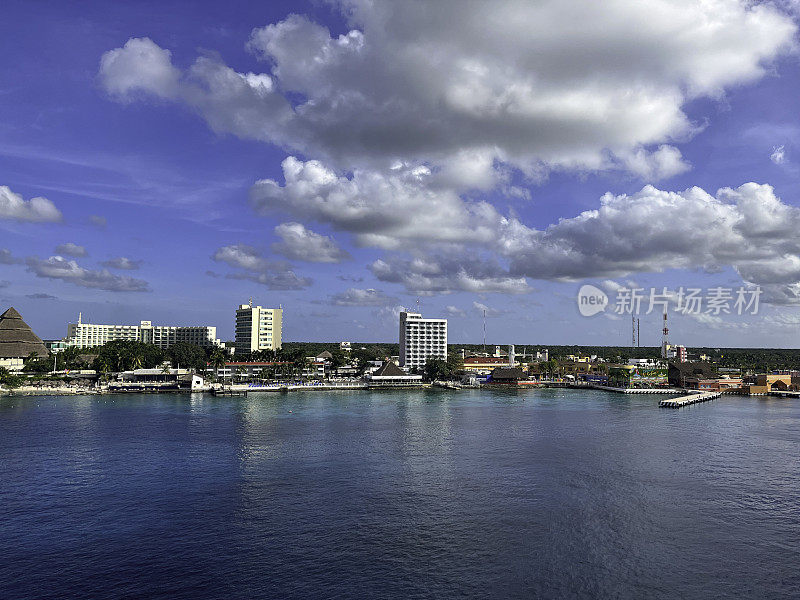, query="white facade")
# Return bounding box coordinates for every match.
[235,304,283,353]
[66,317,221,349]
[399,311,447,369]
